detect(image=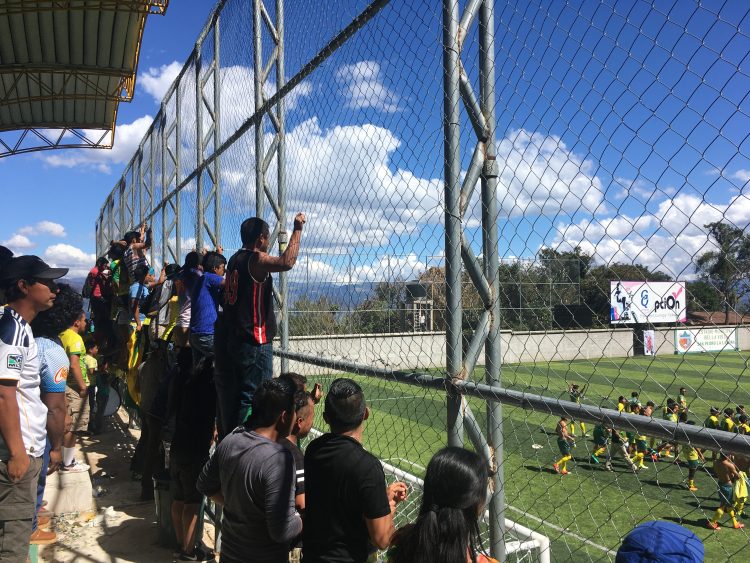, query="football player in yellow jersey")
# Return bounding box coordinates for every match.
[721,408,736,433]
[677,387,689,422]
[643,401,659,460]
[736,405,747,424]
[708,453,745,530]
[705,406,721,463]
[631,407,652,470]
[567,383,587,436]
[737,415,750,435]
[684,421,704,491]
[657,402,680,460]
[617,396,627,413]
[590,424,611,465]
[553,417,575,475]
